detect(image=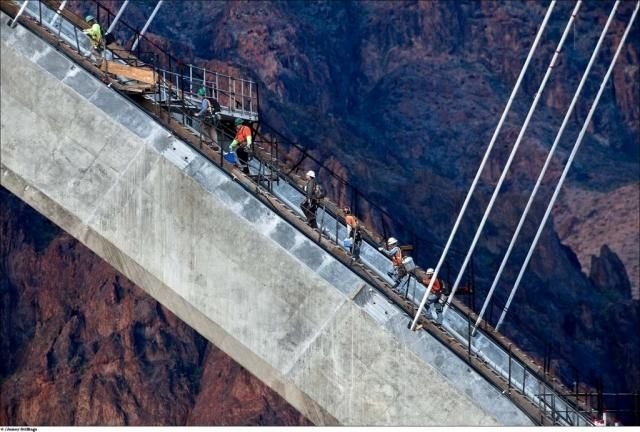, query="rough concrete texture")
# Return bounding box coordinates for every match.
[1,16,530,426]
